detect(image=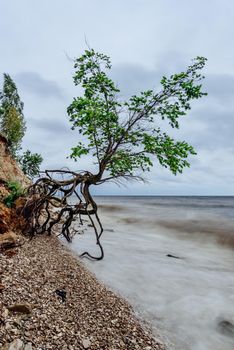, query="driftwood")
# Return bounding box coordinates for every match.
[24,169,104,260]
